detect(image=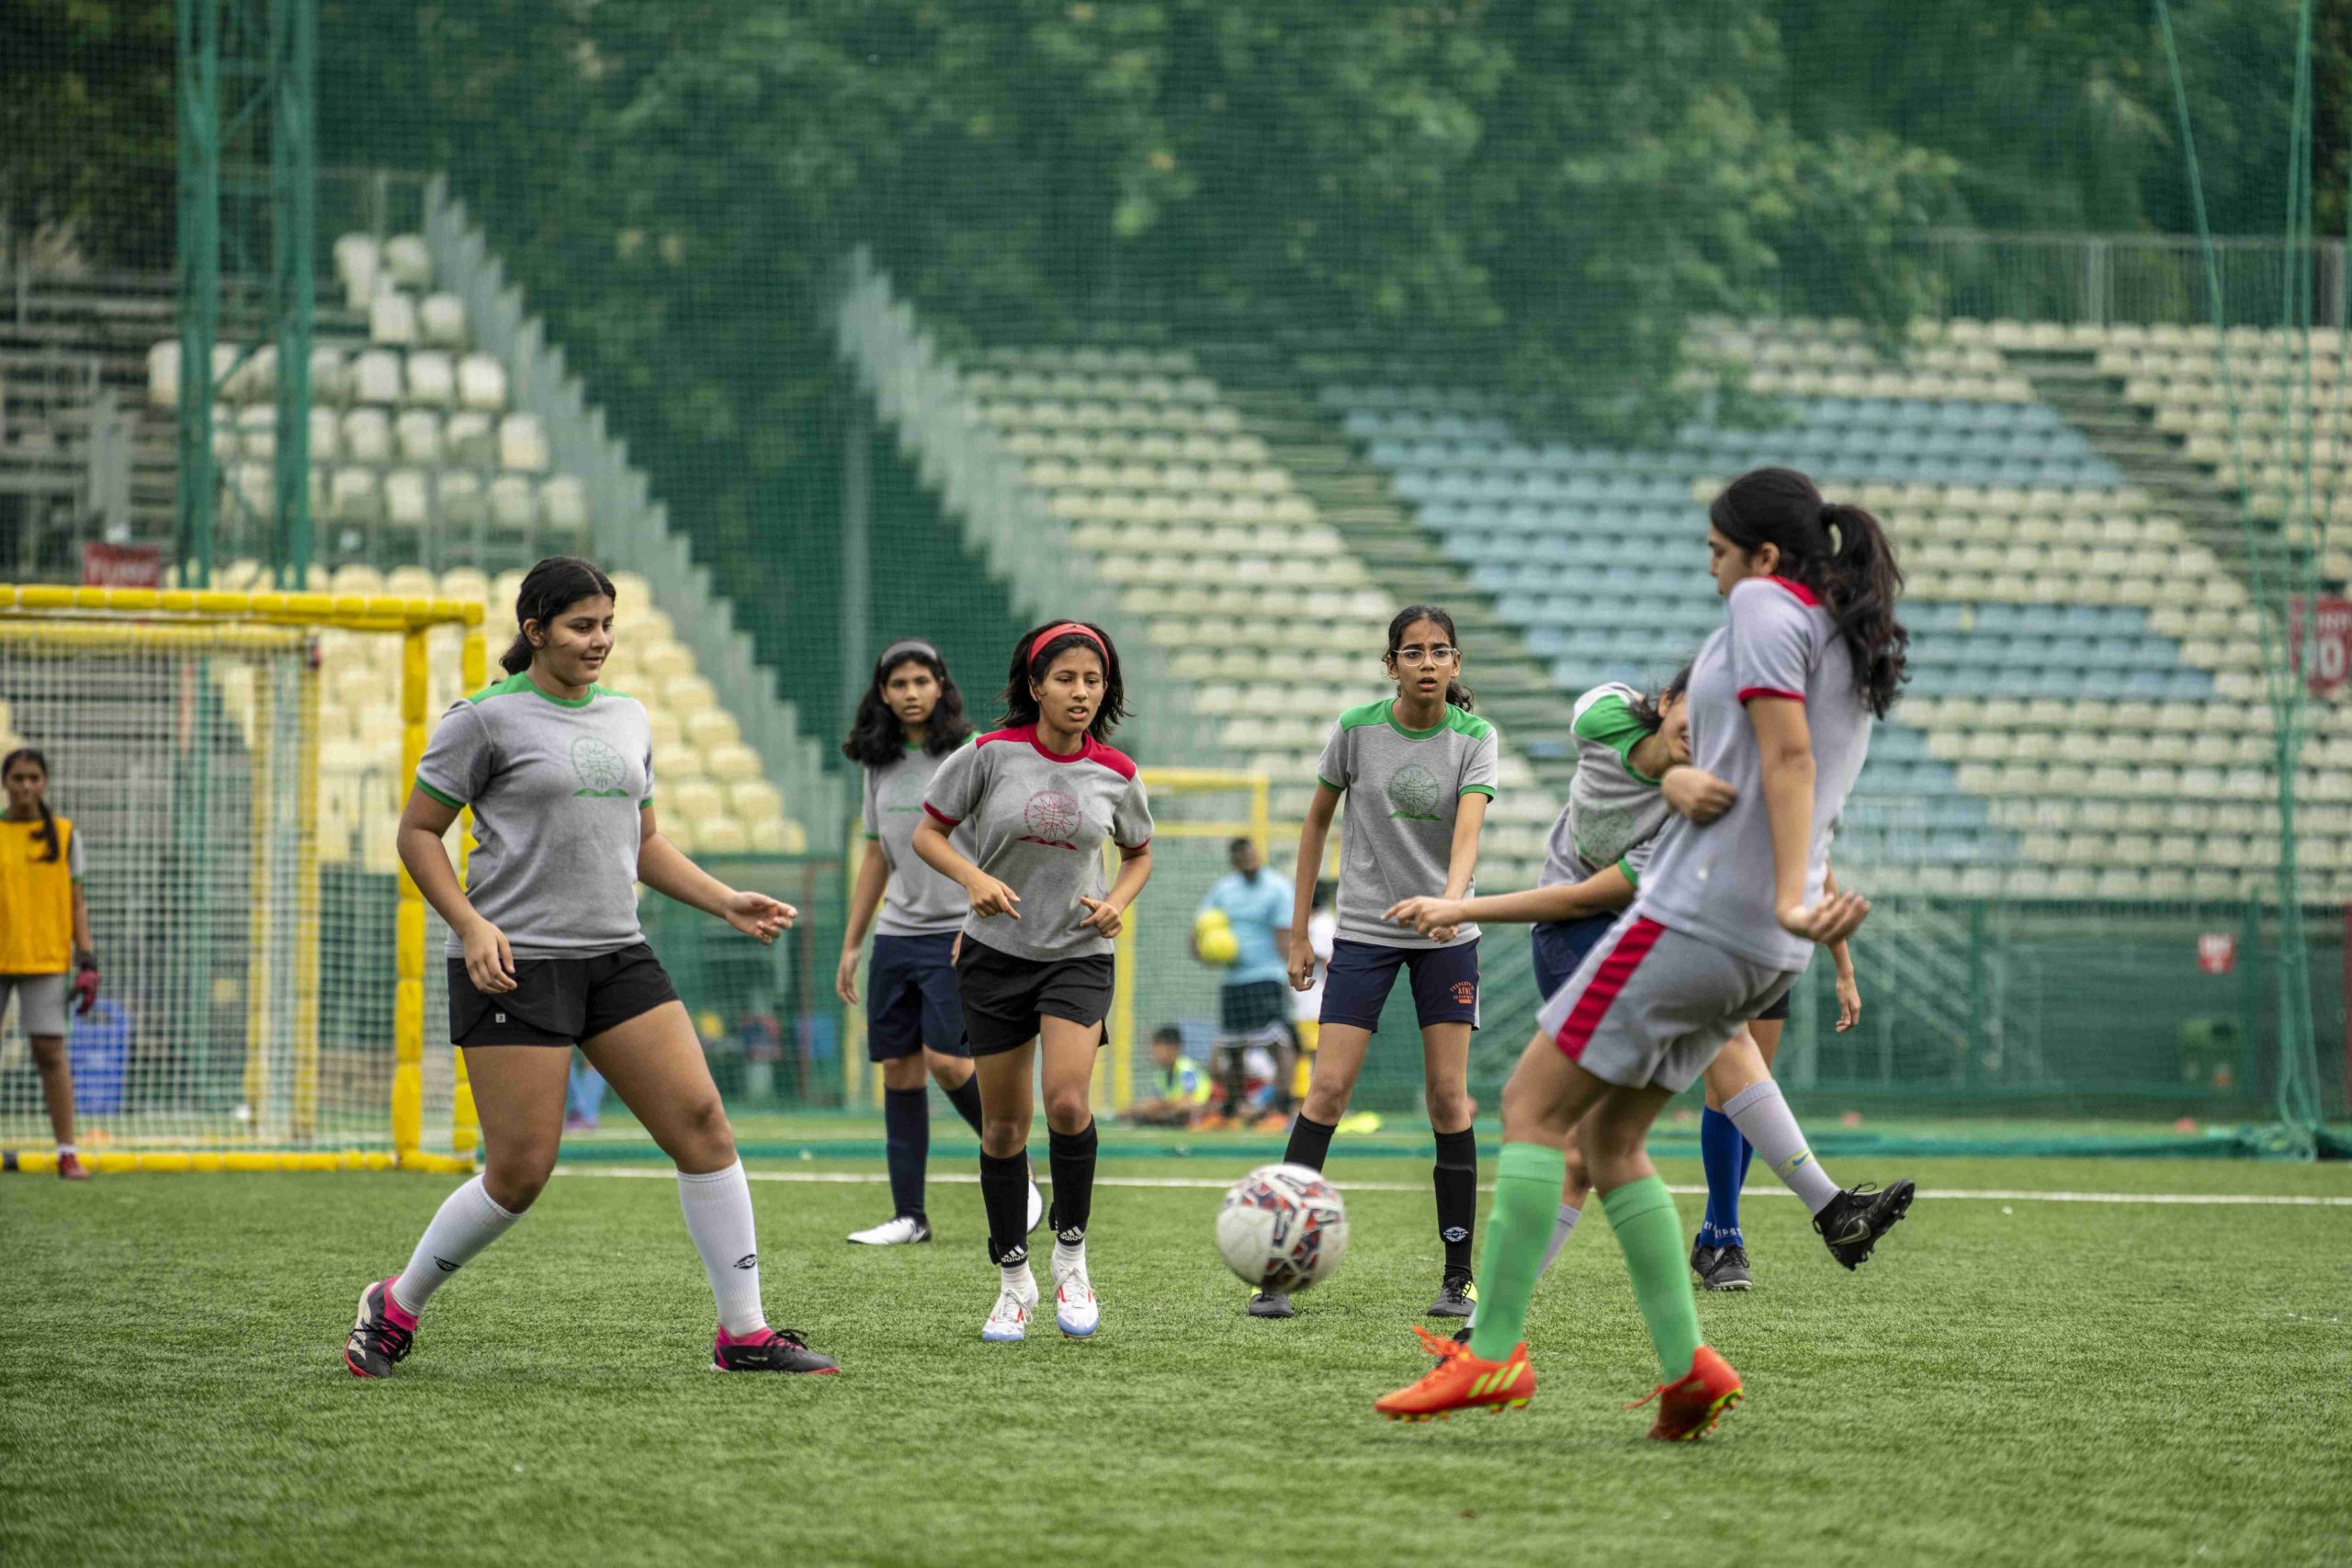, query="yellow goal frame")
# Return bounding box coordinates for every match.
[0,585,485,1174]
